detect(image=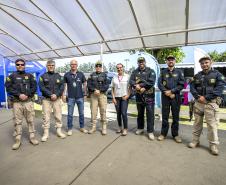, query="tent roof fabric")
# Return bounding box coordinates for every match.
[0,0,226,61]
